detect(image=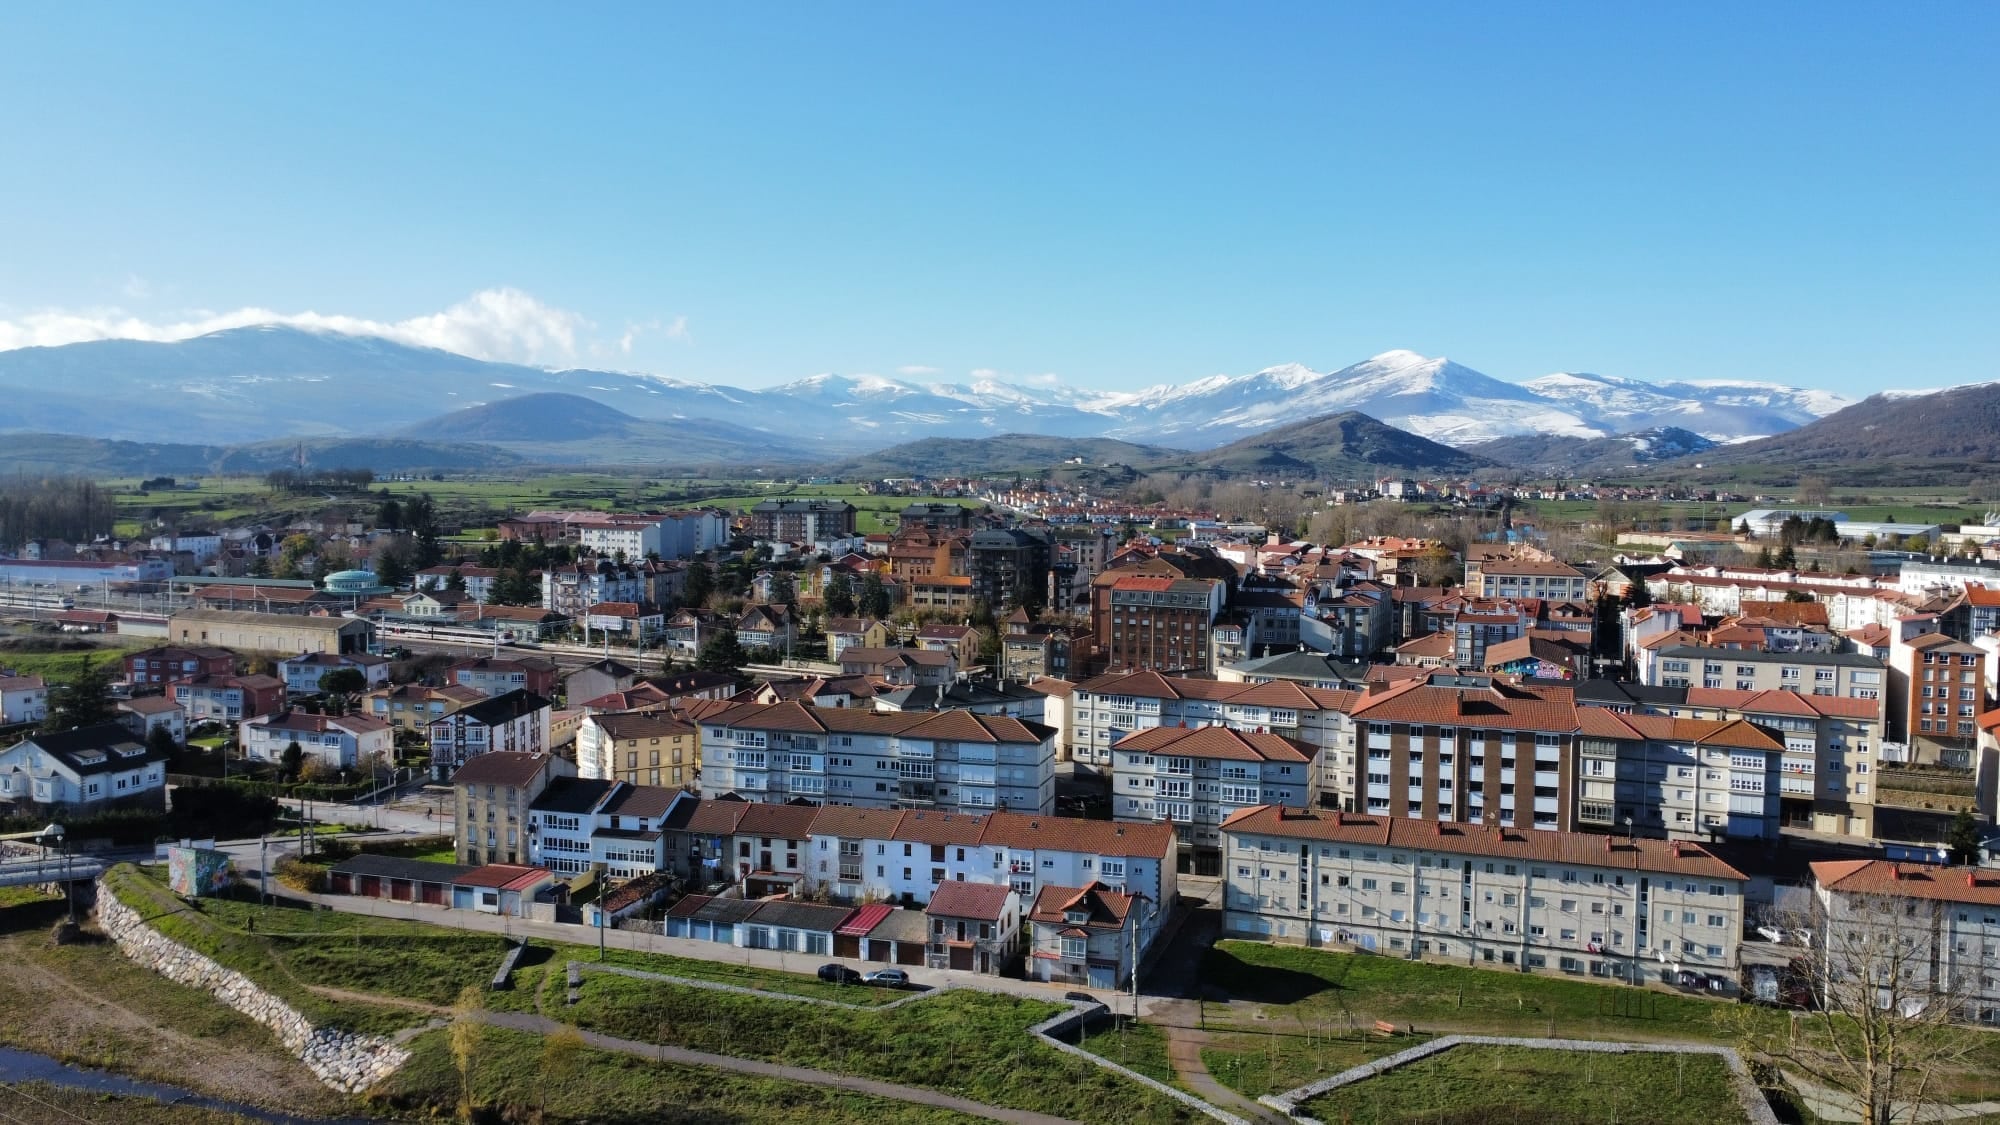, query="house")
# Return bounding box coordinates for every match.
[663,609,724,662]
[449,655,560,699]
[564,659,638,709]
[428,689,554,778]
[123,645,235,689]
[924,880,1020,974]
[1025,882,1150,989]
[116,695,185,743]
[239,710,394,771]
[838,647,958,687]
[527,776,695,881]
[168,608,376,656]
[735,603,796,653]
[276,651,391,695]
[581,602,665,646]
[1000,609,1086,680]
[575,710,699,788]
[450,864,558,917]
[171,674,287,723]
[0,675,48,726]
[1220,805,1749,988]
[678,799,820,895]
[825,617,891,662]
[916,623,983,668]
[0,723,170,811]
[451,750,577,866]
[363,682,485,733]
